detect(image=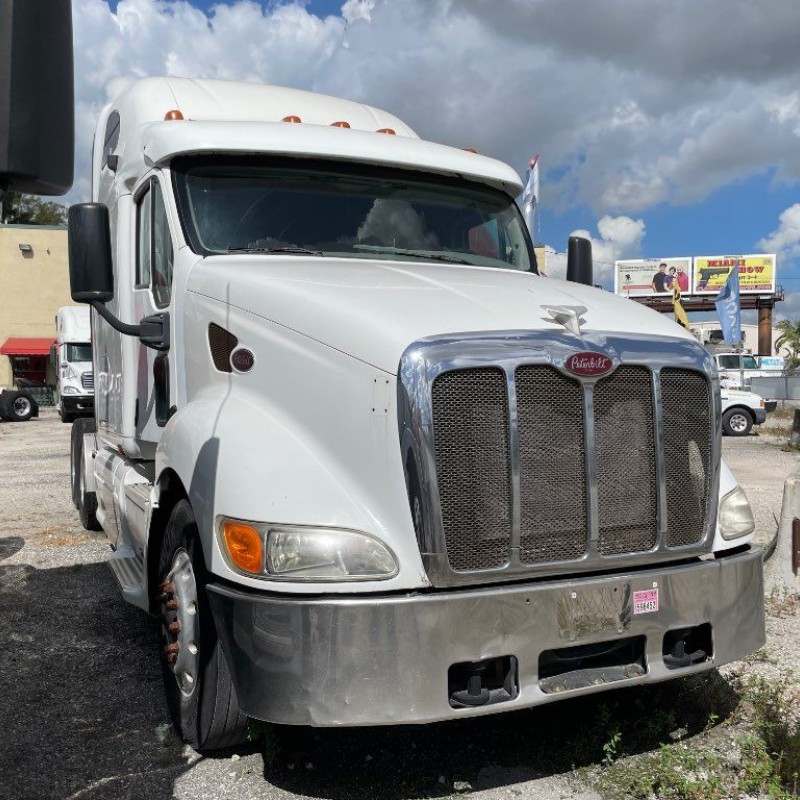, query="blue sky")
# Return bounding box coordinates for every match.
[74,0,800,316]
